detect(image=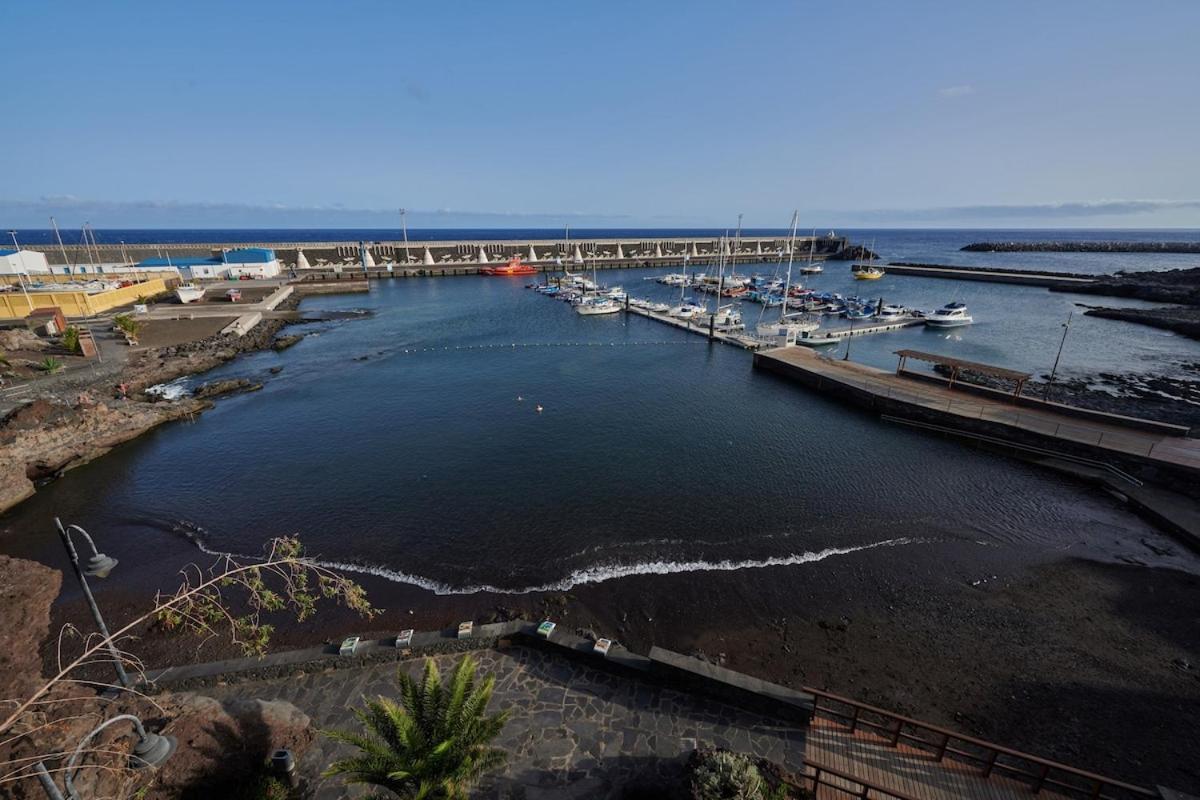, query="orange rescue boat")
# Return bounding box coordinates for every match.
[481,256,538,276]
